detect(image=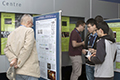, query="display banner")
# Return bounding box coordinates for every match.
[61,17,69,32]
[61,37,69,52]
[61,17,70,52]
[69,24,75,35]
[1,13,15,55]
[33,11,62,80]
[105,19,120,73]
